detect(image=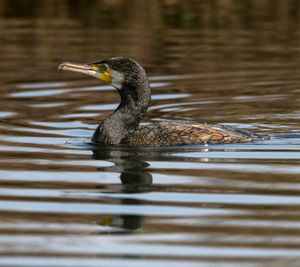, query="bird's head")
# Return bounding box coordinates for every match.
[58,57,148,91]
